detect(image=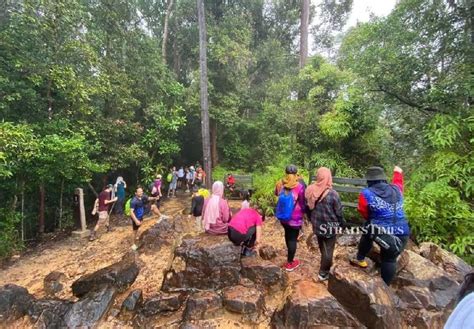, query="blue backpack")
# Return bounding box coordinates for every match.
[275,188,296,221]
